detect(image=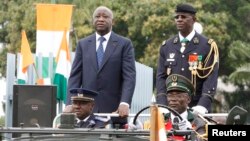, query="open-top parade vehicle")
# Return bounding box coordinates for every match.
[0,105,247,141]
